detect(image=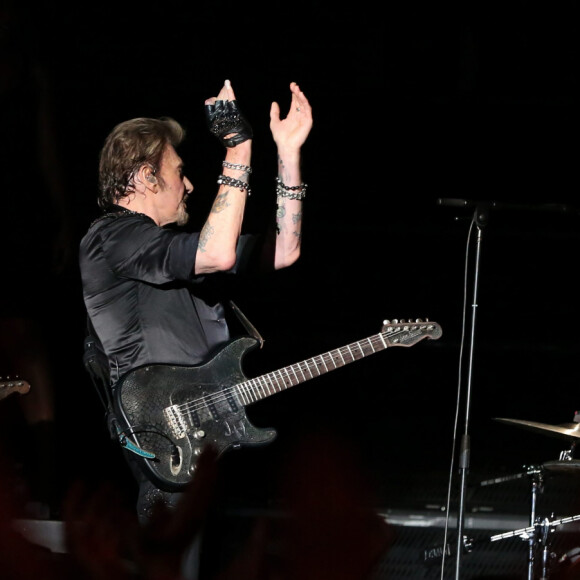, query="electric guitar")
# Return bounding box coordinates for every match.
[114,319,442,491]
[0,377,31,402]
